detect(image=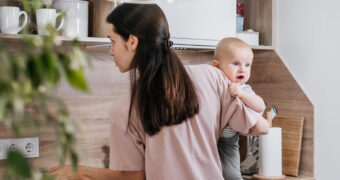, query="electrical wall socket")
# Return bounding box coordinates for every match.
[0,137,39,160]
